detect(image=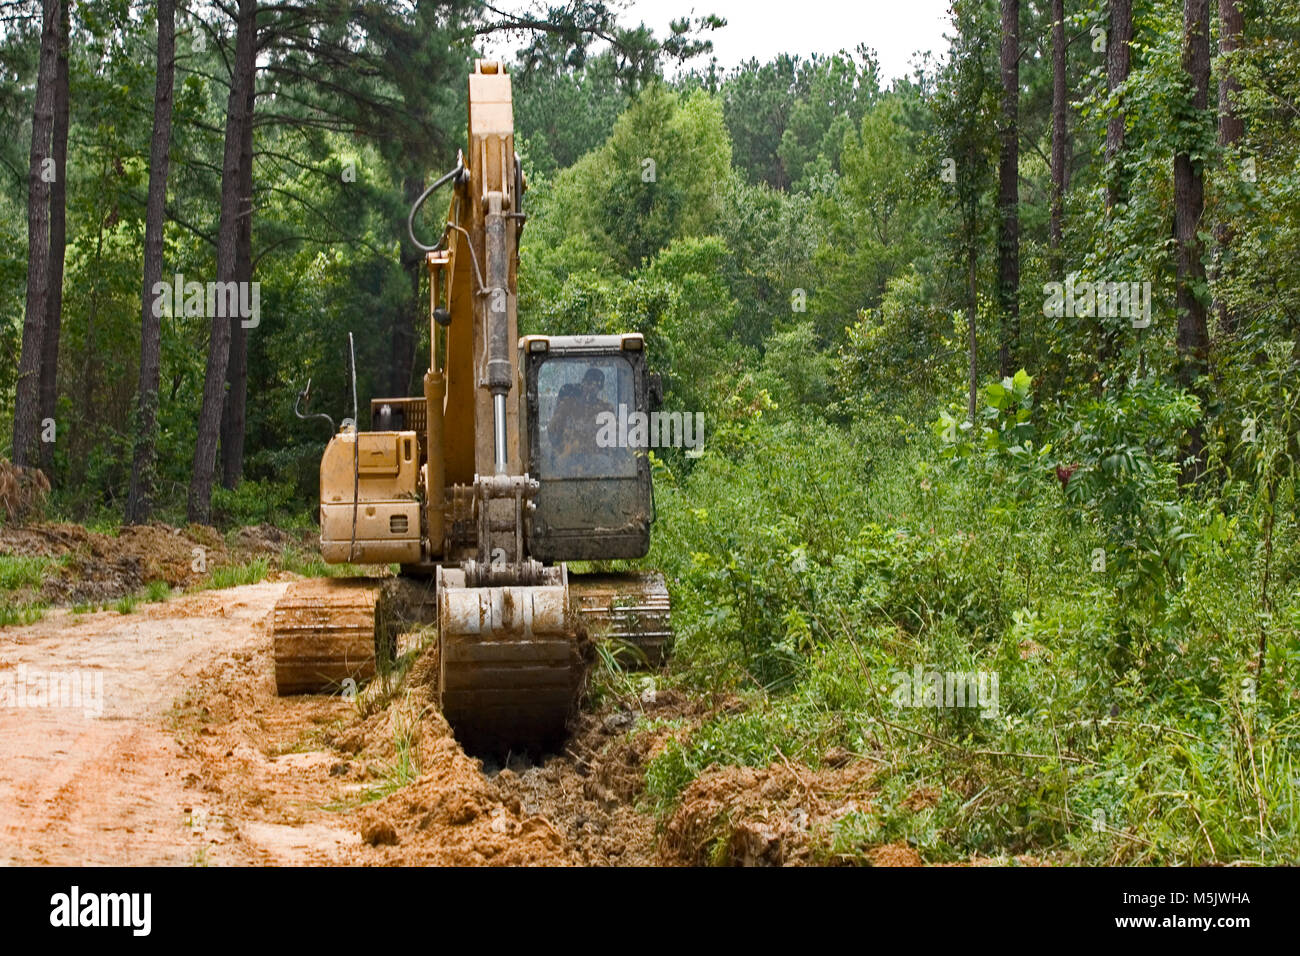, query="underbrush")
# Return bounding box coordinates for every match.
[645,395,1300,865]
[210,479,314,530]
